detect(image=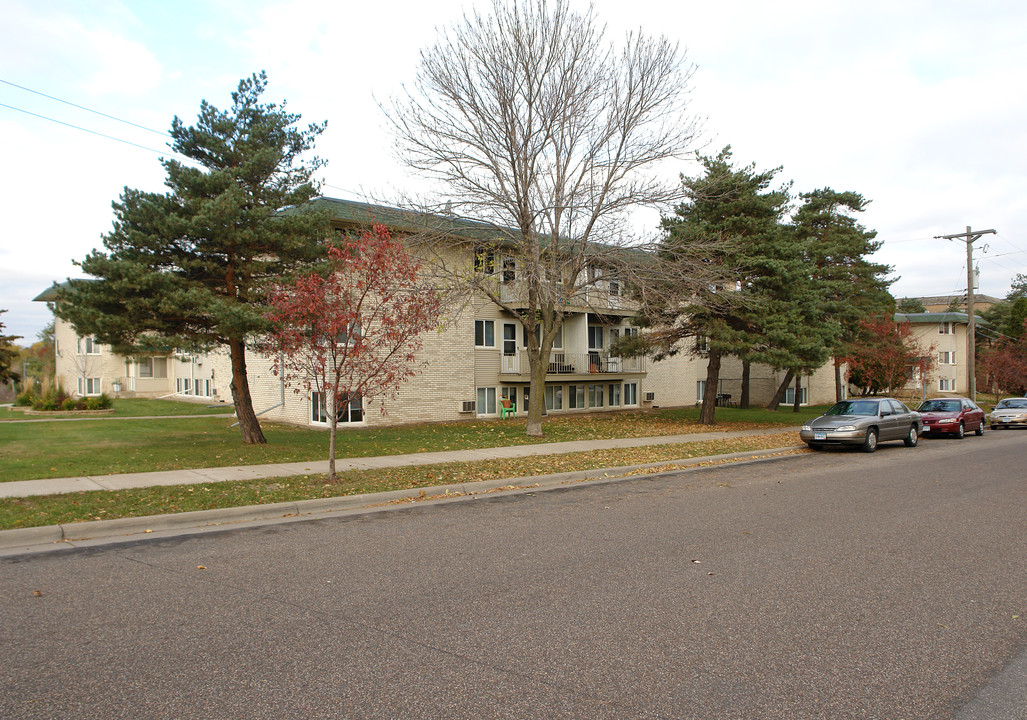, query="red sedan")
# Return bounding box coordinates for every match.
[916,397,986,438]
